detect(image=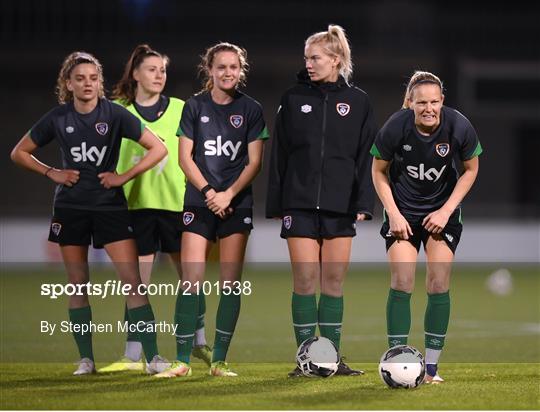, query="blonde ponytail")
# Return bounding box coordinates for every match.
[305,24,353,82]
